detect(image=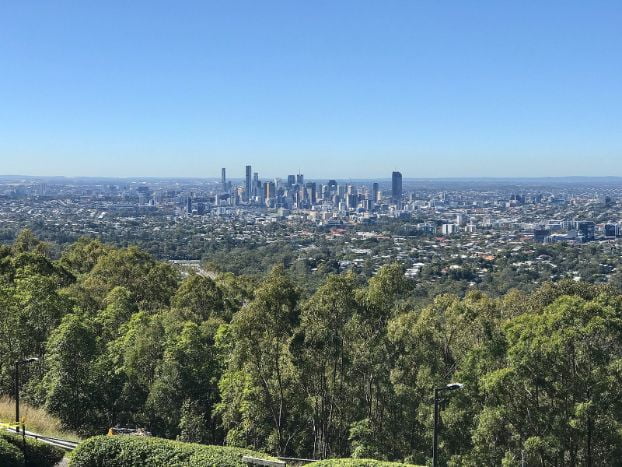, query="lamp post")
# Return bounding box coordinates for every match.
[14,357,39,435]
[432,383,463,467]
